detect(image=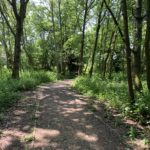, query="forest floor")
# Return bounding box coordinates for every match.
[0,80,147,150]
